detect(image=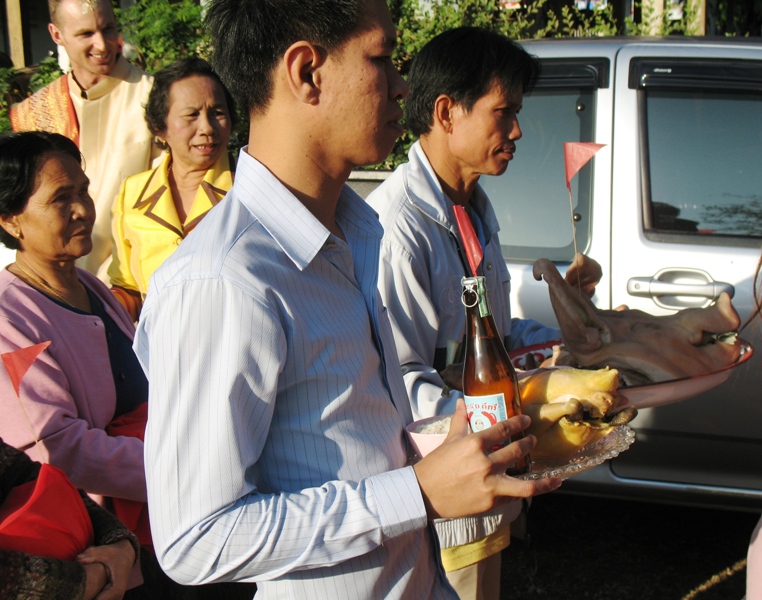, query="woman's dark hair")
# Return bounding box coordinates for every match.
[145,57,237,142]
[405,27,541,138]
[206,0,366,116]
[0,131,82,250]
